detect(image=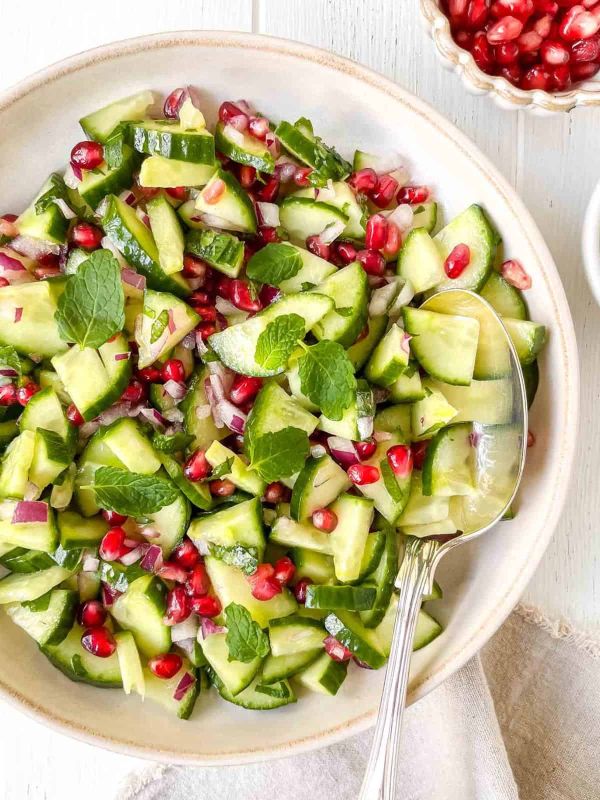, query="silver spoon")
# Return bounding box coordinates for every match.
[359,288,528,800]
